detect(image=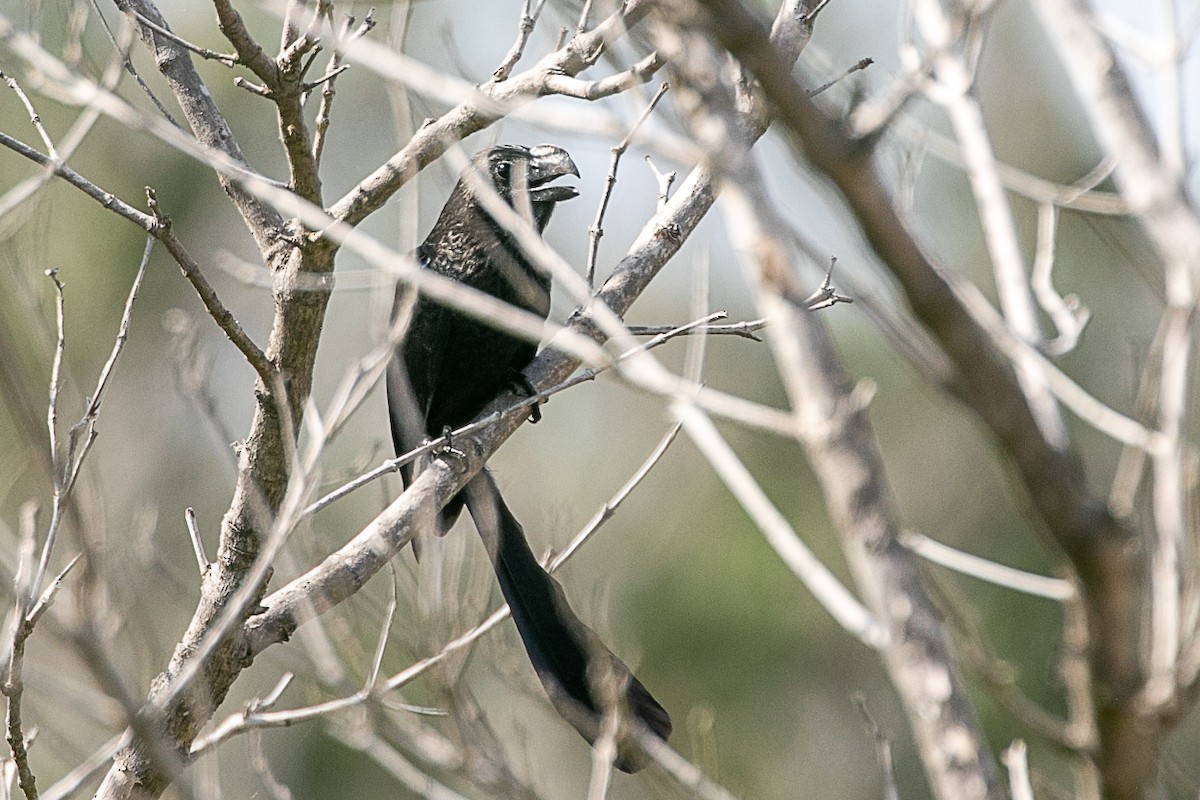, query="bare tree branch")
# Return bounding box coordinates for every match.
[912,0,1067,448]
[114,0,287,253]
[685,1,1148,798]
[586,81,670,287]
[328,3,656,228]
